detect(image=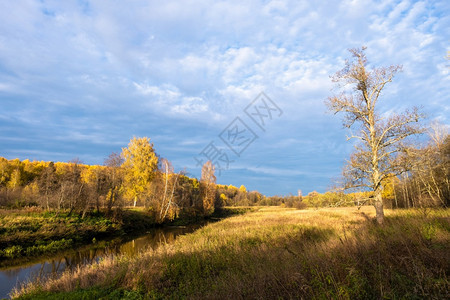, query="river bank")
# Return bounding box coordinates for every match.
[1,221,211,299]
[0,207,253,298]
[0,208,149,267]
[0,207,251,268]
